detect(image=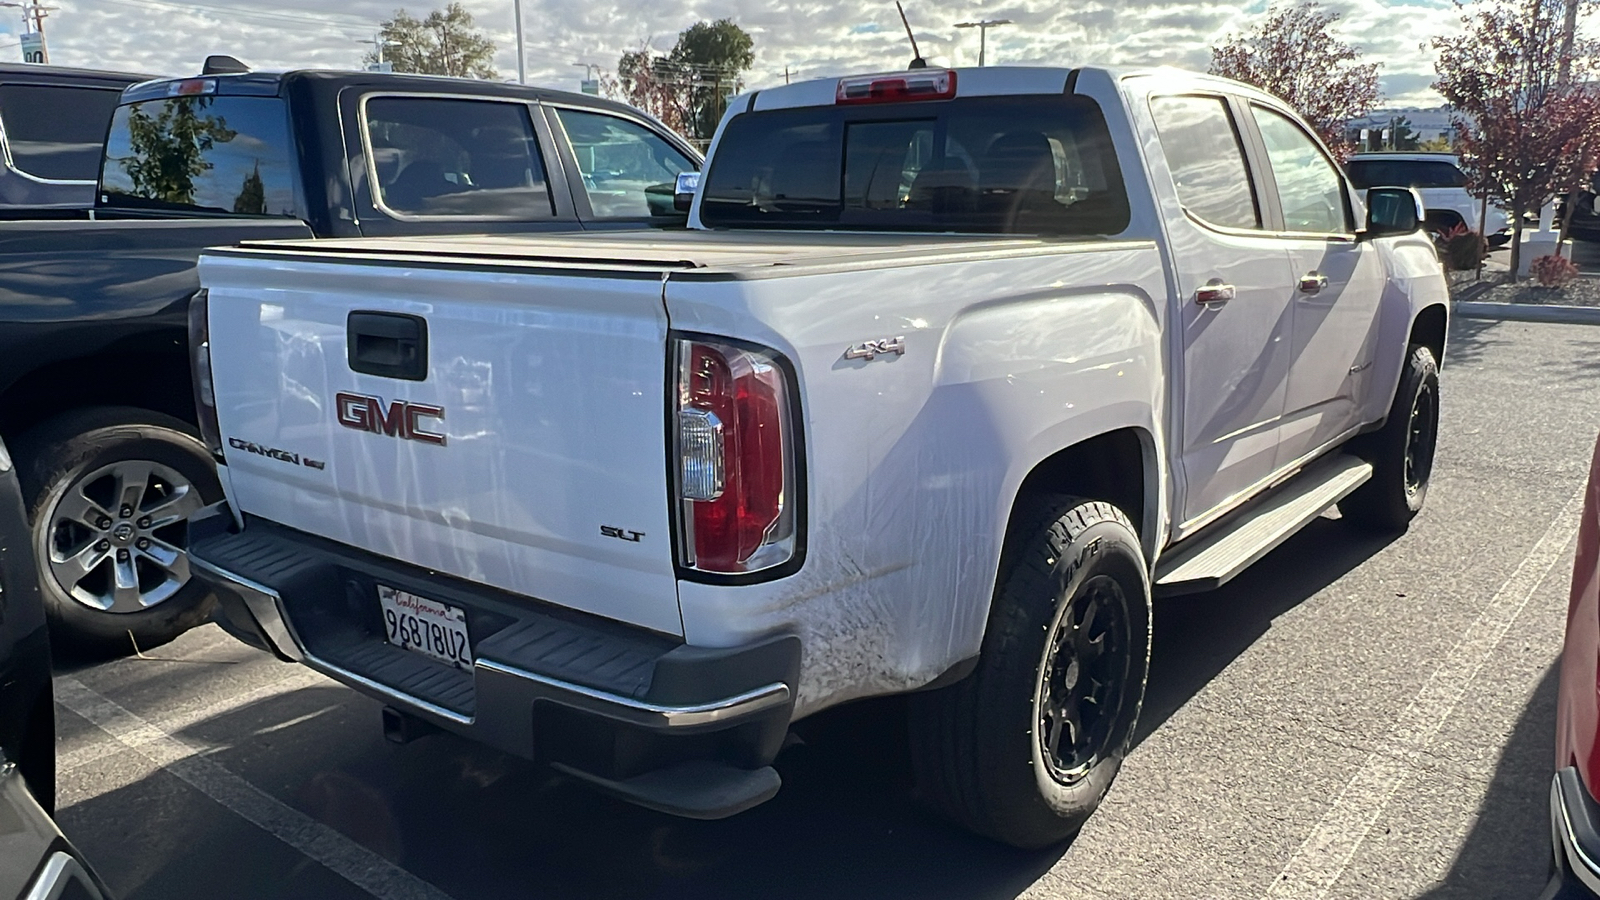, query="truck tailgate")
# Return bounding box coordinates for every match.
[199,251,682,637]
